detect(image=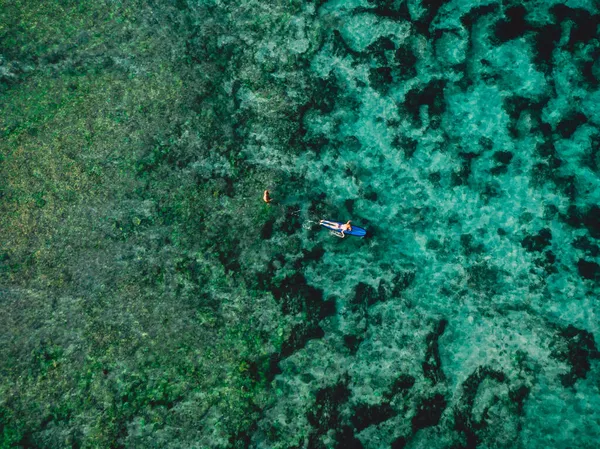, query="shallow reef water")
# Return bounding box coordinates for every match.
[1,0,600,448]
[251,0,600,448]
